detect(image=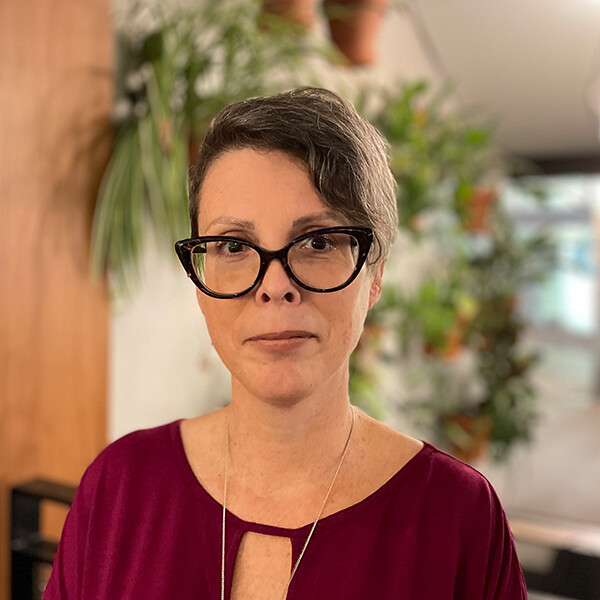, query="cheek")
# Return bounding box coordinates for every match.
[197,295,236,352]
[352,294,371,343]
[331,287,371,353]
[201,309,243,377]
